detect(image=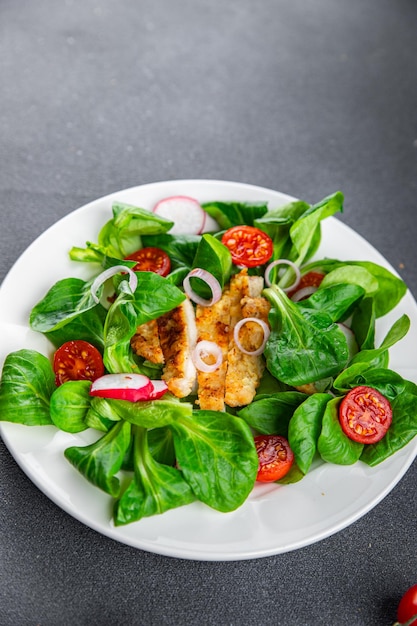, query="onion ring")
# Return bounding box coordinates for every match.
[264,259,301,292]
[183,268,222,306]
[291,285,318,302]
[192,340,223,373]
[233,317,270,356]
[90,265,138,304]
